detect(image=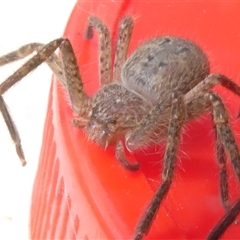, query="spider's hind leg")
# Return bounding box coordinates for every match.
[213,114,230,211]
[186,91,240,212]
[0,41,68,88]
[0,38,64,165]
[0,38,65,95]
[188,92,240,238]
[0,96,25,166]
[0,43,42,66]
[210,92,240,183]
